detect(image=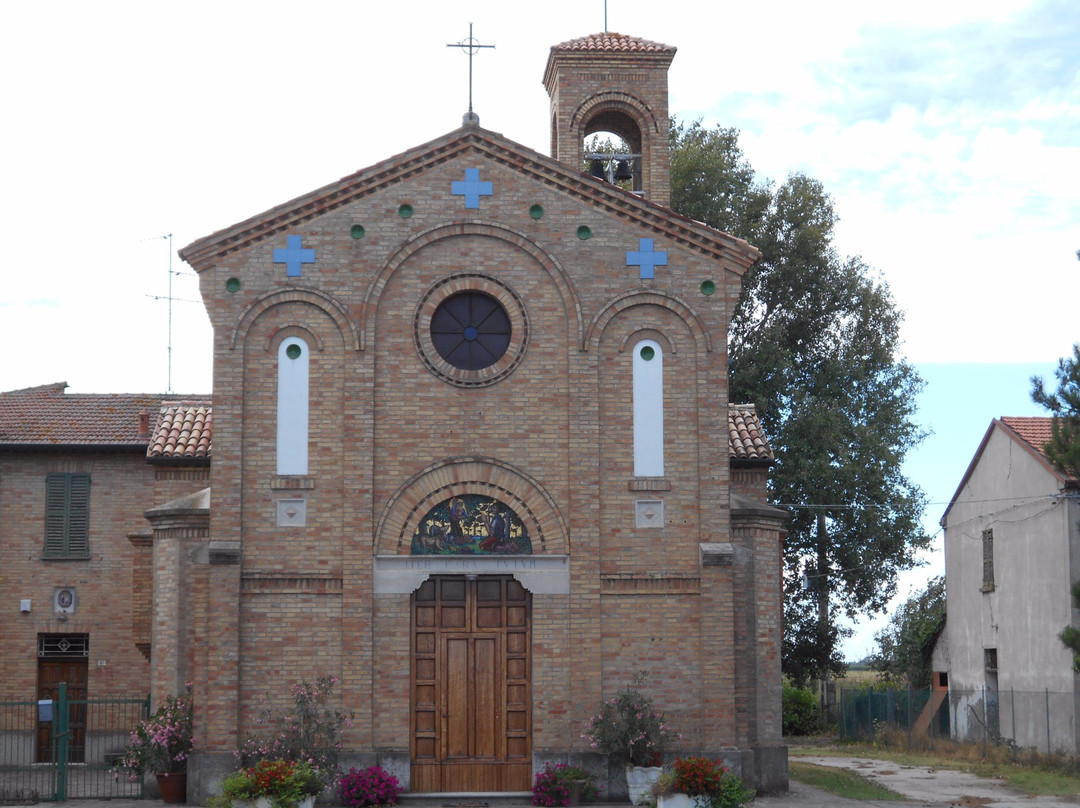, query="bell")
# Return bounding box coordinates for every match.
[614,159,634,181]
[589,158,606,180]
